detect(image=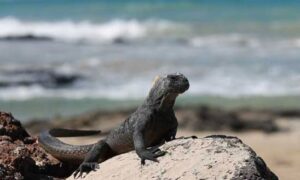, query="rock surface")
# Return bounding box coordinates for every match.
[0,111,278,180]
[67,135,278,180]
[0,112,76,179]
